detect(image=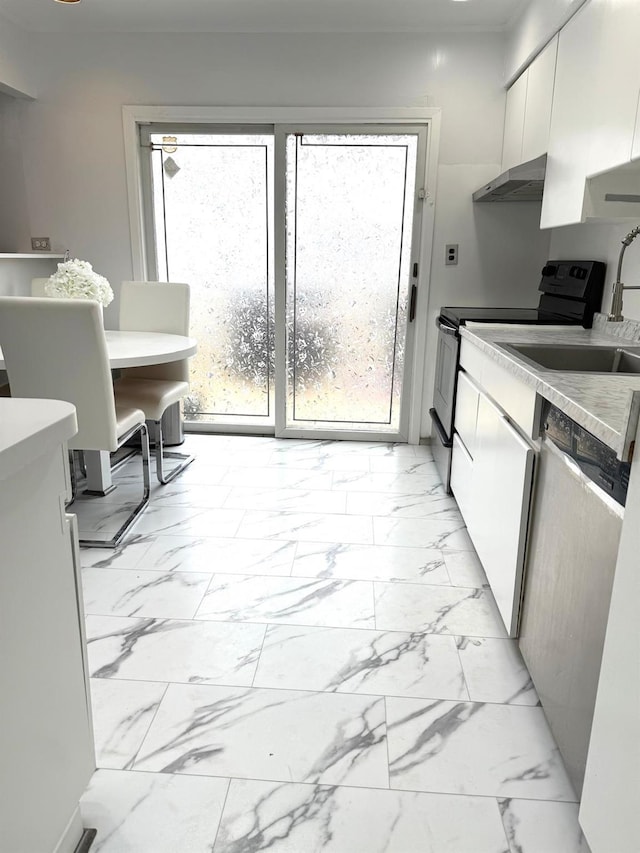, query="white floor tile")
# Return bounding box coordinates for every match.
[387,697,576,801]
[195,574,375,629]
[86,614,266,685]
[146,483,232,508]
[374,517,473,550]
[235,510,373,545]
[346,490,461,520]
[82,568,211,619]
[133,506,244,537]
[498,798,590,853]
[81,769,229,853]
[375,582,508,637]
[89,677,167,769]
[292,541,452,584]
[443,549,489,587]
[456,636,539,706]
[214,780,509,853]
[136,535,297,575]
[254,625,468,700]
[133,683,389,789]
[332,471,445,495]
[221,467,335,490]
[224,486,347,514]
[80,537,153,569]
